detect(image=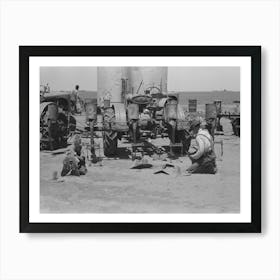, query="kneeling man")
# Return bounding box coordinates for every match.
[61,134,87,176]
[186,119,217,175]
